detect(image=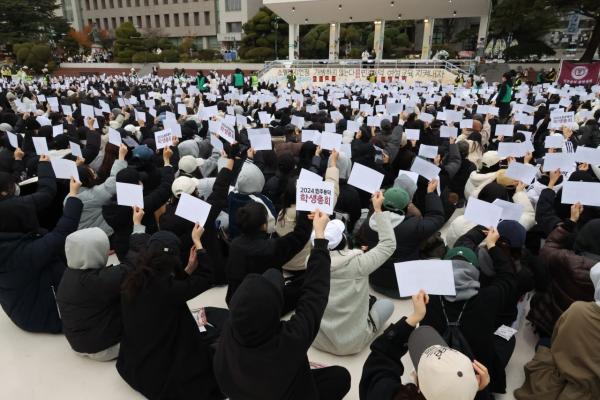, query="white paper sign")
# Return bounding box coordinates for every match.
[561,181,600,207]
[52,124,63,137]
[50,158,79,181]
[394,260,456,297]
[69,141,83,158]
[154,129,173,150]
[542,153,575,172]
[247,129,272,151]
[464,197,503,228]
[505,162,537,184]
[440,126,458,138]
[496,124,514,137]
[494,325,518,341]
[291,116,305,129]
[574,146,600,165]
[7,131,19,148]
[175,192,212,225]
[347,163,384,194]
[410,157,441,181]
[116,182,144,208]
[218,123,236,144]
[550,111,574,128]
[405,129,420,141]
[296,180,335,214]
[460,119,474,129]
[320,132,342,151]
[492,199,524,221]
[299,168,323,183]
[32,136,49,155]
[544,134,564,149]
[397,170,419,184]
[418,145,438,159]
[81,104,94,118]
[108,128,122,146]
[497,142,528,158]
